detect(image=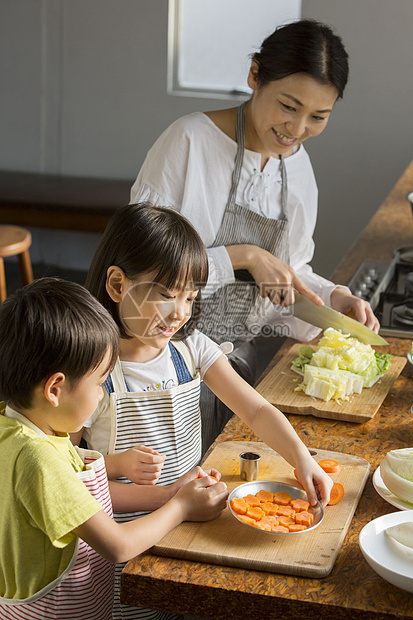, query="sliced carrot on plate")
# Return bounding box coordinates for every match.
[246,506,265,520]
[288,523,308,532]
[290,498,310,512]
[318,459,341,474]
[272,525,289,533]
[260,501,279,515]
[256,489,274,503]
[276,504,295,518]
[230,498,248,515]
[327,482,344,505]
[295,511,314,527]
[272,491,292,505]
[244,494,261,507]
